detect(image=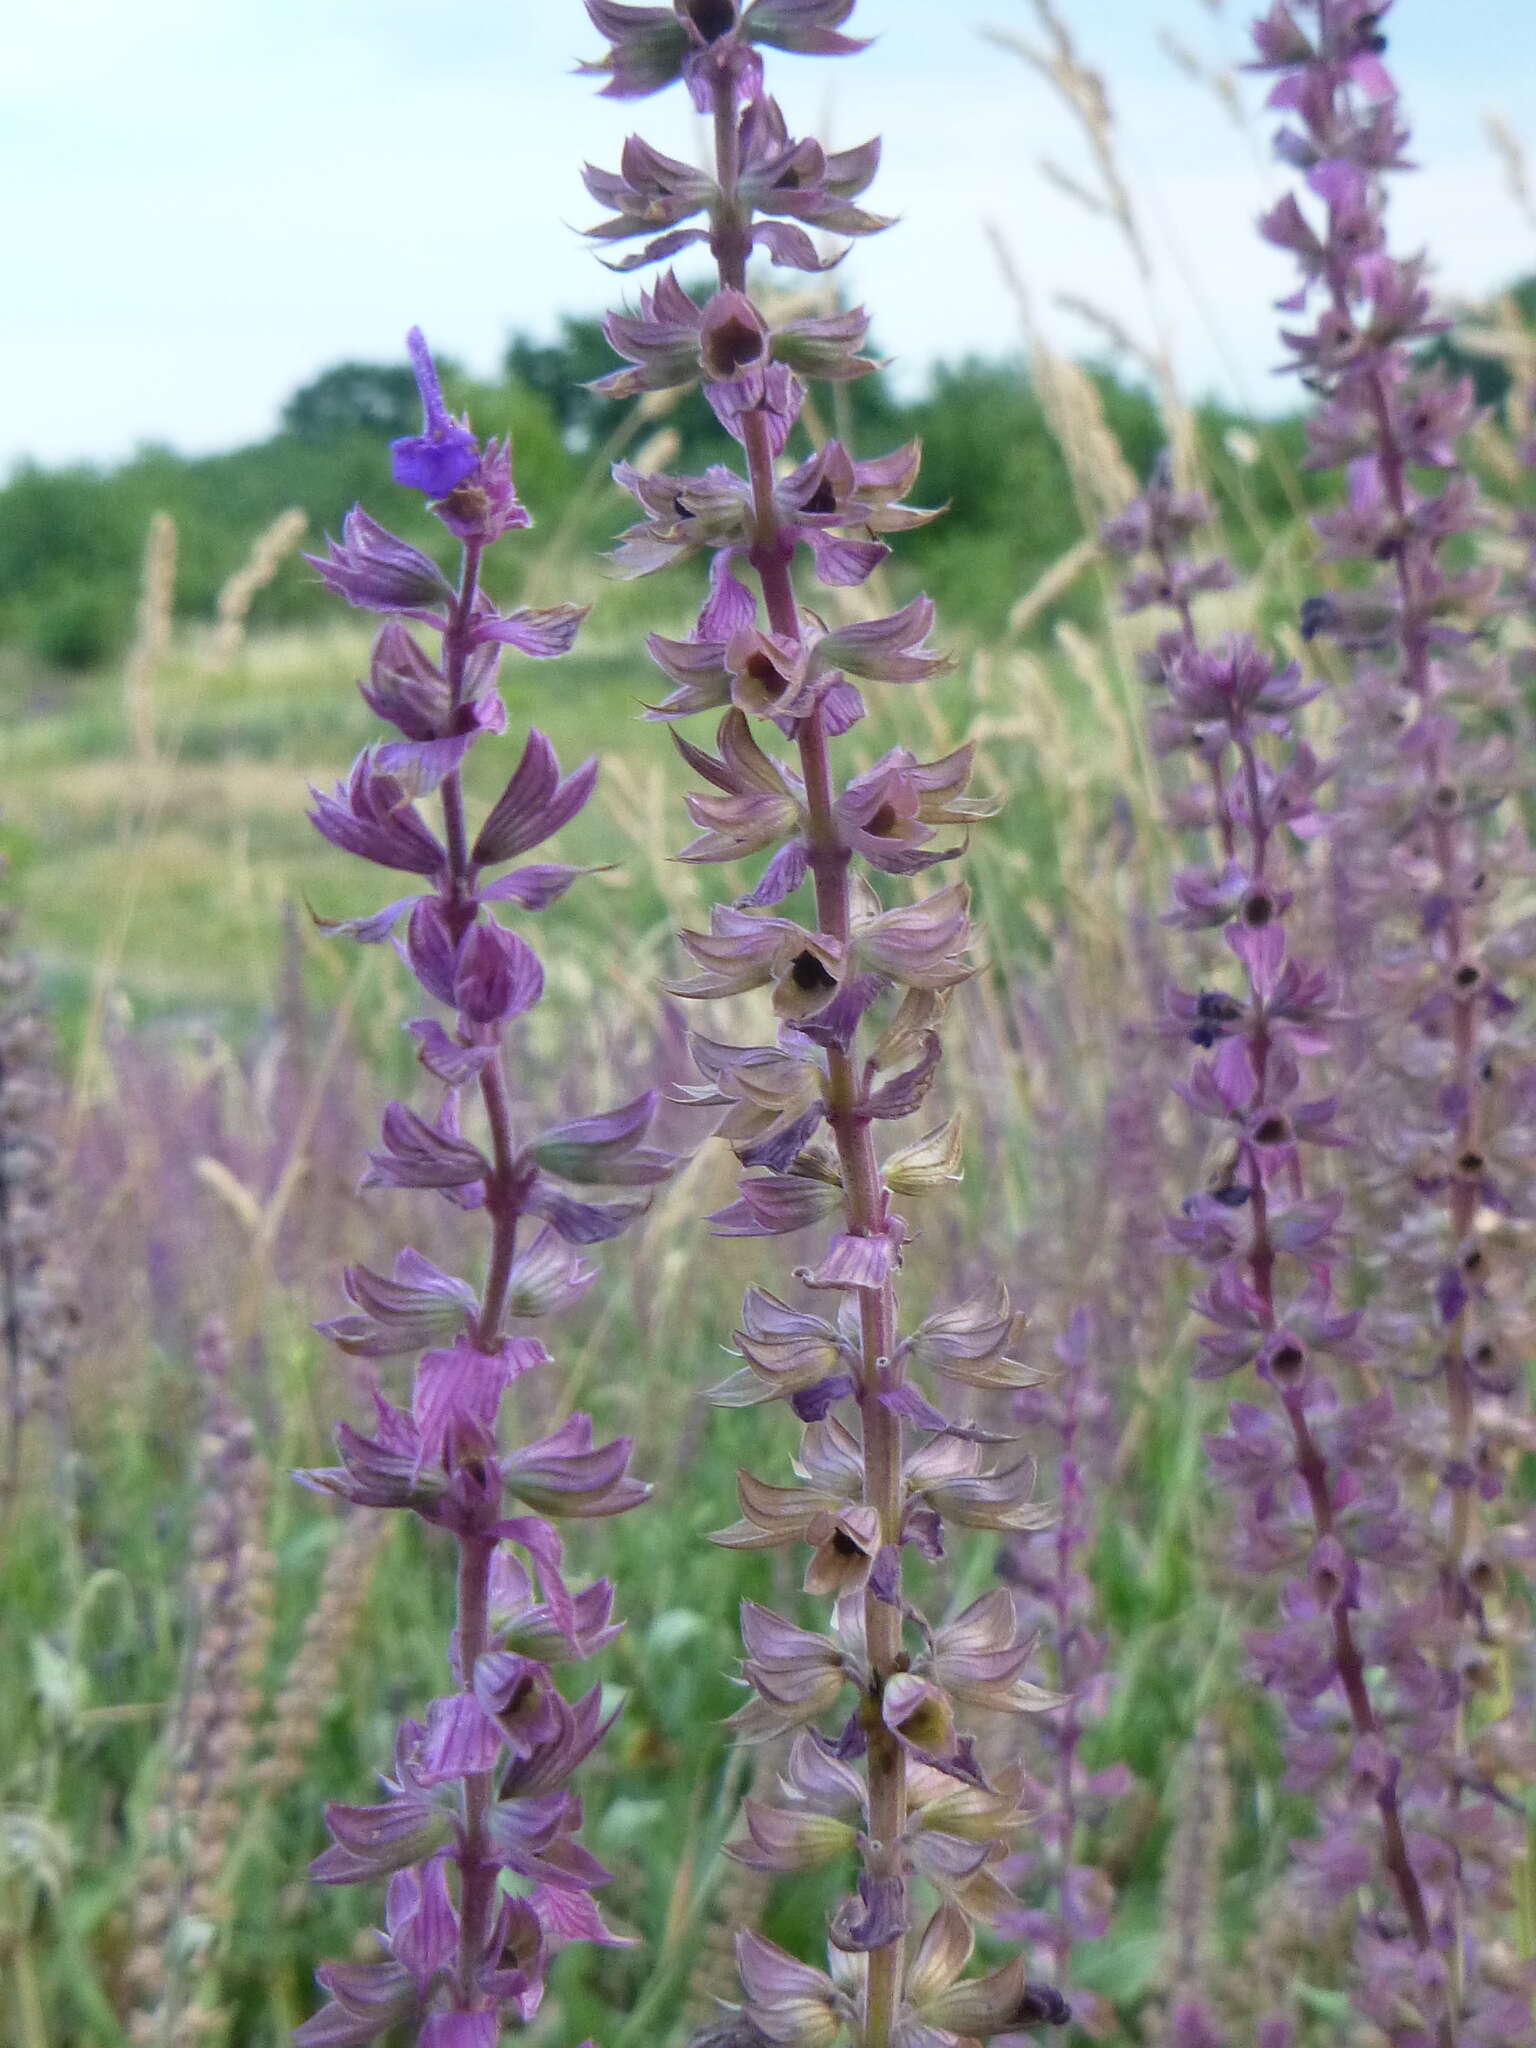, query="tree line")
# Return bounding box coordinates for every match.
[11,286,1529,676]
